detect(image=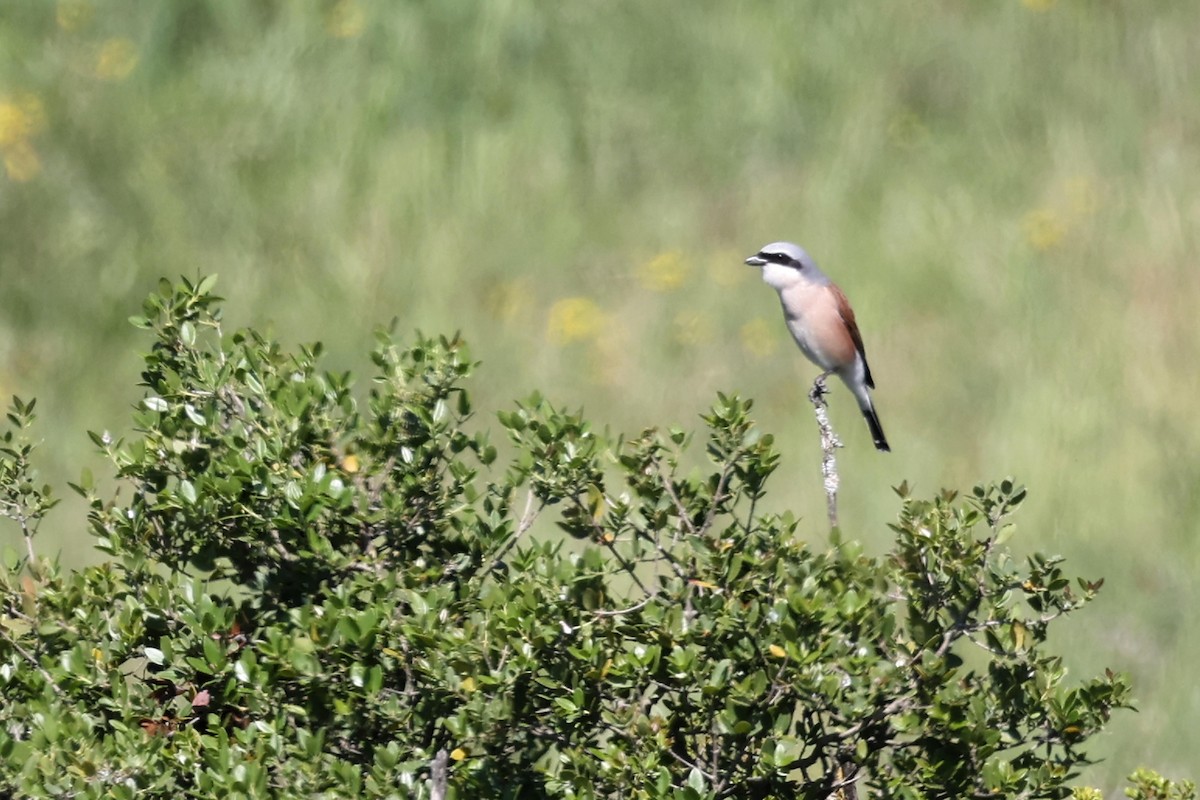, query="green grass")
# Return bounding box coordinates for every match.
[2,0,1198,788]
